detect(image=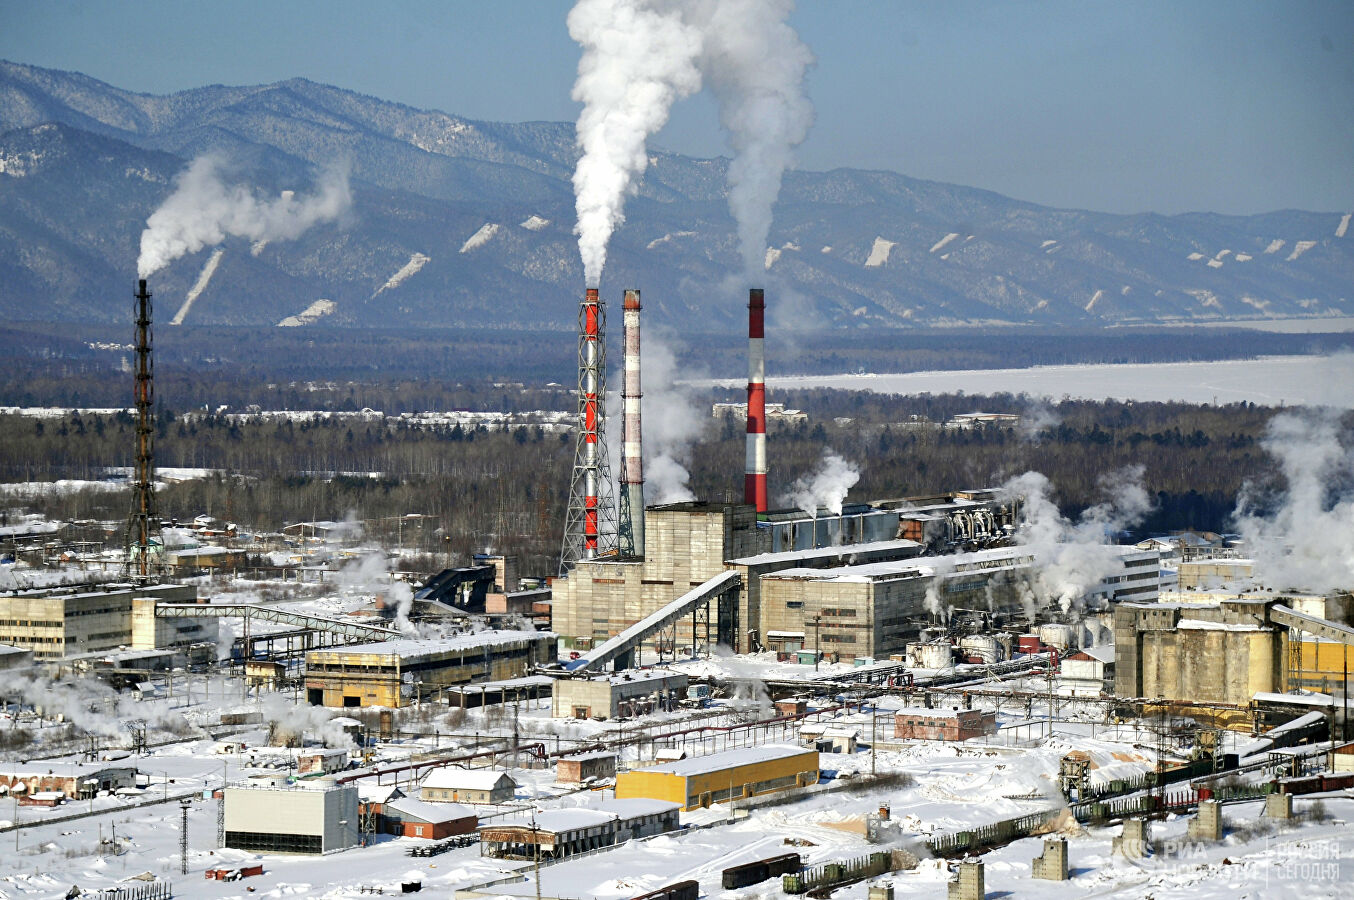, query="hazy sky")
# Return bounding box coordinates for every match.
[3,0,1351,215]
